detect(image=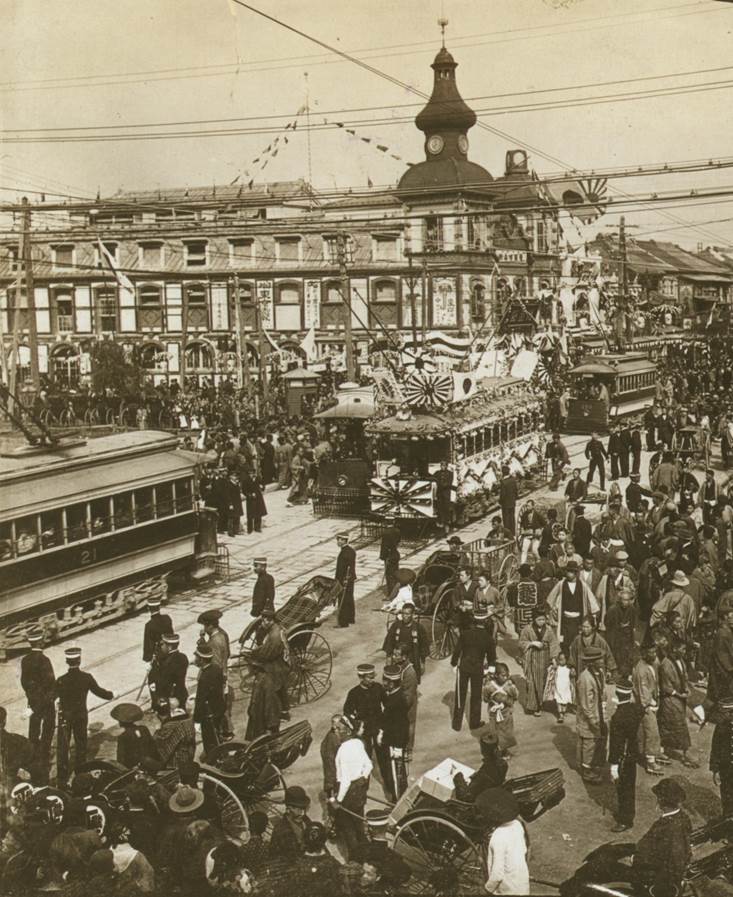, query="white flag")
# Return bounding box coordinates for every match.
[97,239,134,292]
[301,325,317,362]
